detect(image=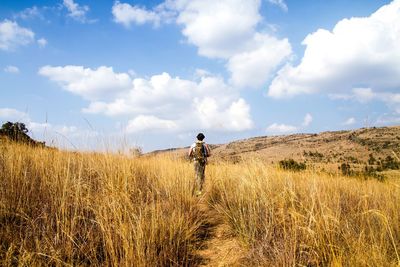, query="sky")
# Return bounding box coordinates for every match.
[1,0,399,152]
